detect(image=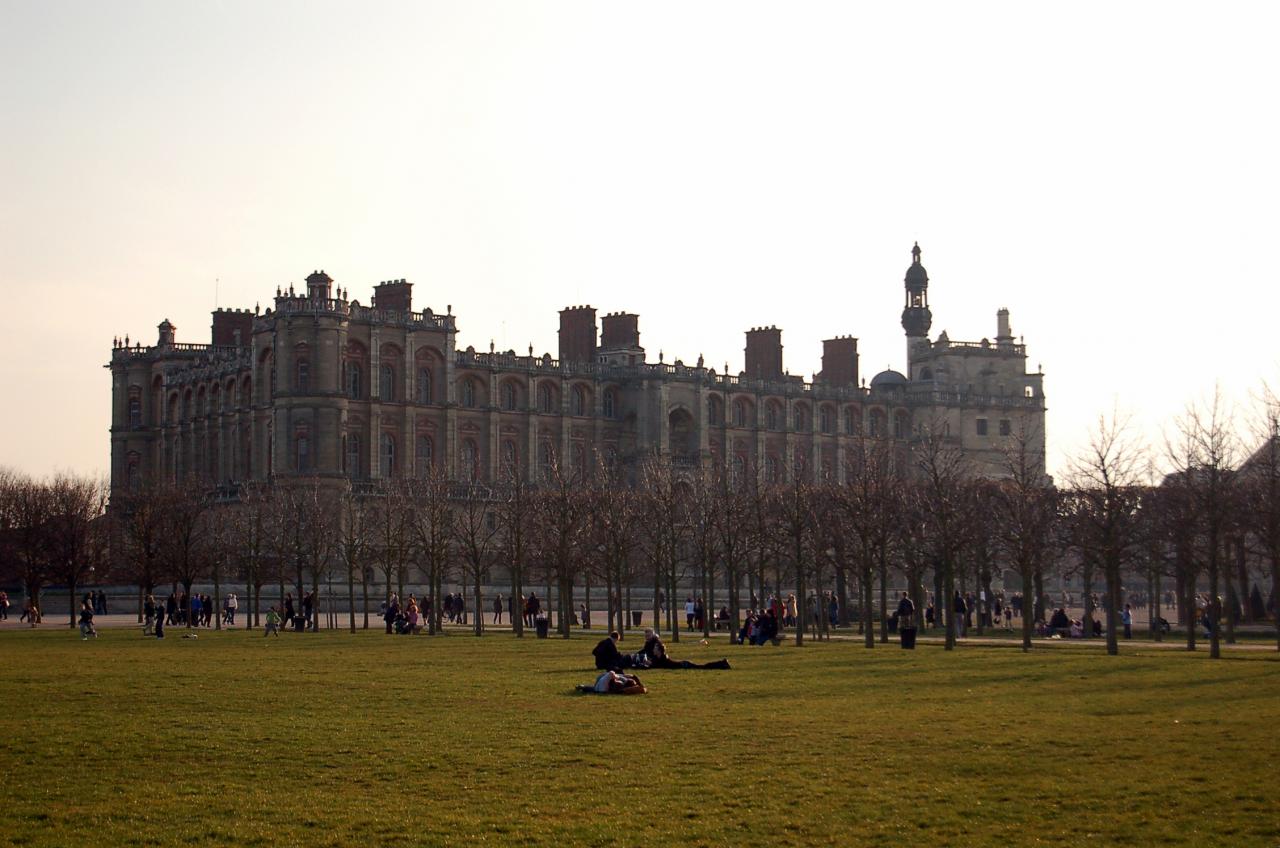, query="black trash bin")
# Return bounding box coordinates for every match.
[535,618,549,639]
[630,610,643,627]
[901,627,917,649]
